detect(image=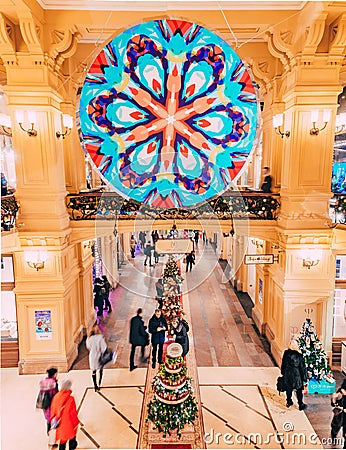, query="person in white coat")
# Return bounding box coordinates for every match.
[86,325,107,392]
